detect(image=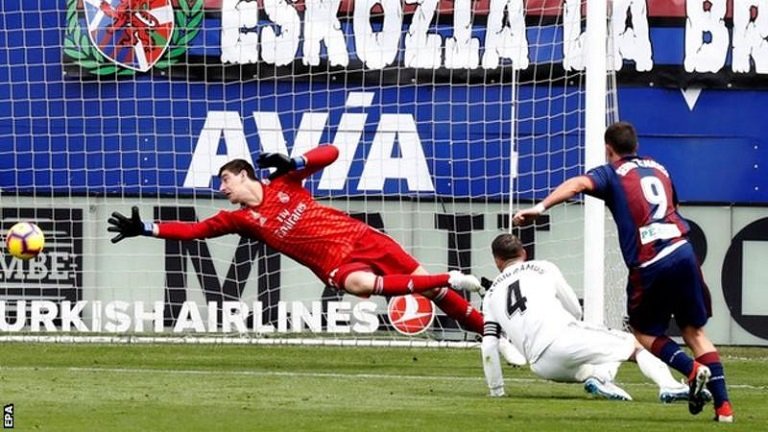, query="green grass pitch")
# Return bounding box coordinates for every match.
[0,343,764,431]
